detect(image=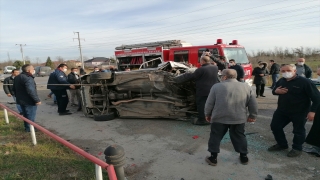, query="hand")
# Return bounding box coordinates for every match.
[70,85,76,89]
[247,118,256,122]
[205,116,211,123]
[307,112,315,121]
[36,102,41,105]
[7,94,12,97]
[259,74,264,76]
[274,86,288,94]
